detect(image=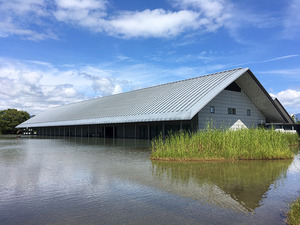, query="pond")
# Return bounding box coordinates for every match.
[0,136,299,225]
